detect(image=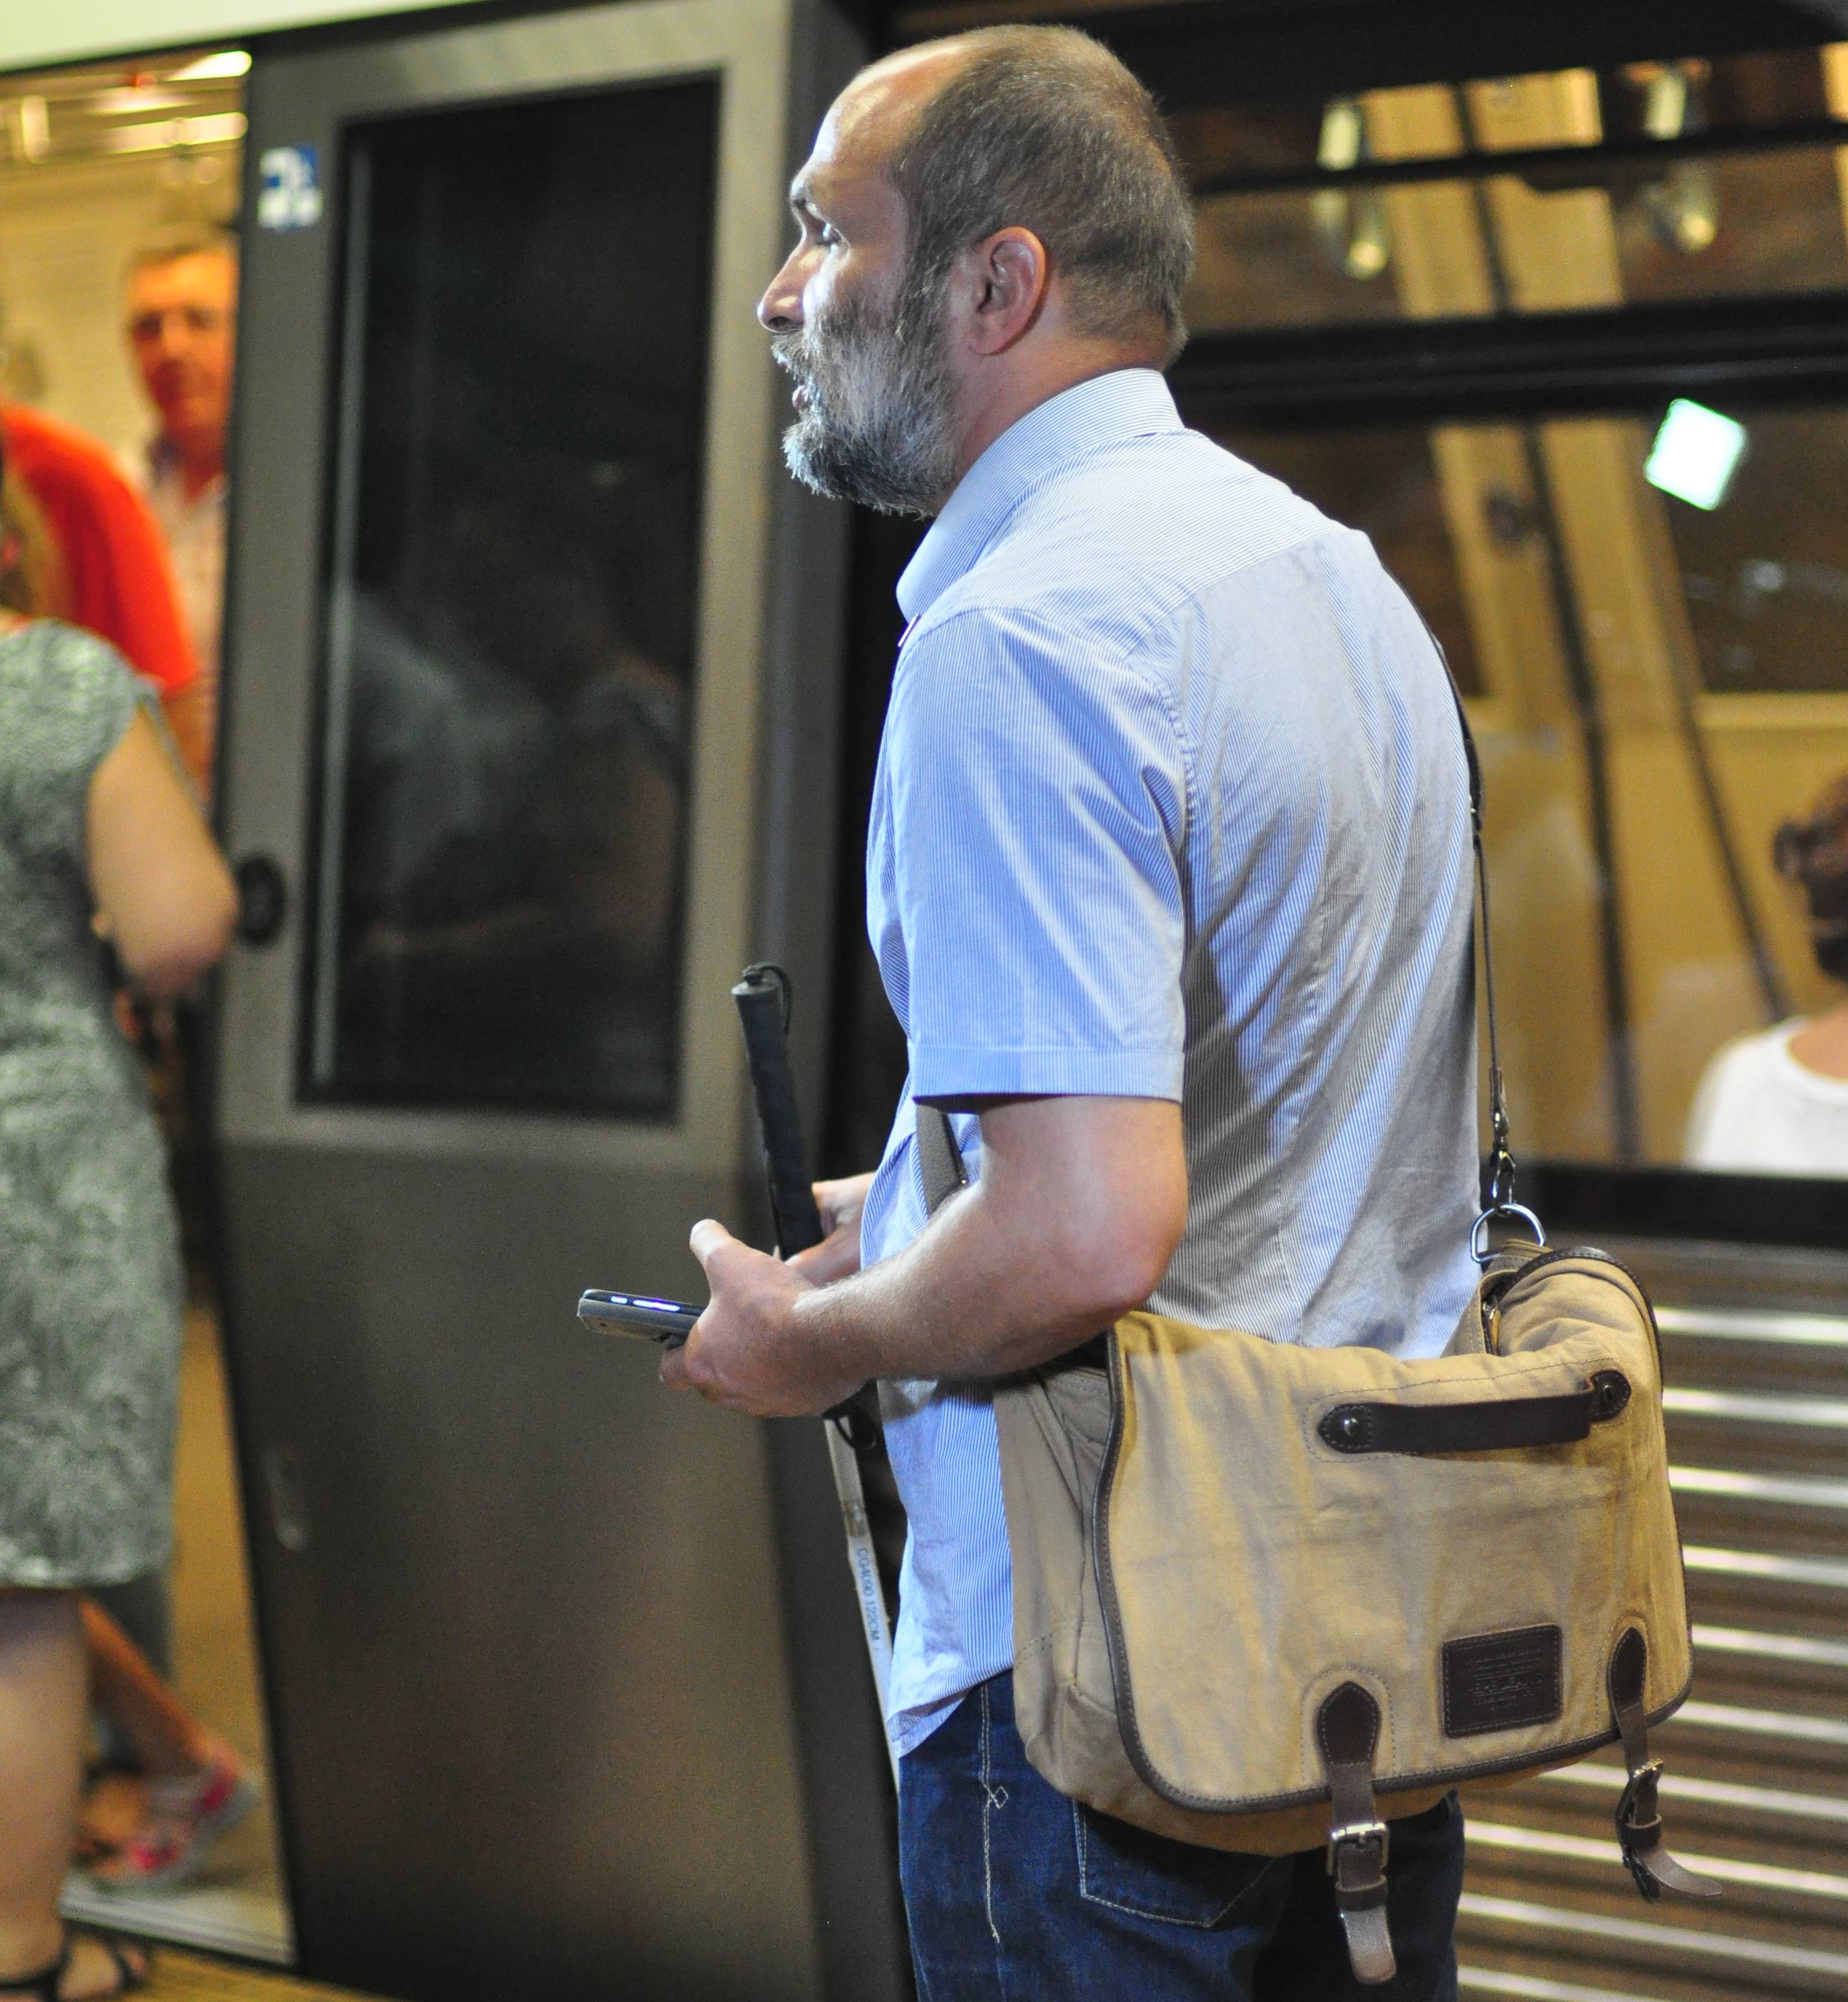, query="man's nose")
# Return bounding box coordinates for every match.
[757,250,807,333]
